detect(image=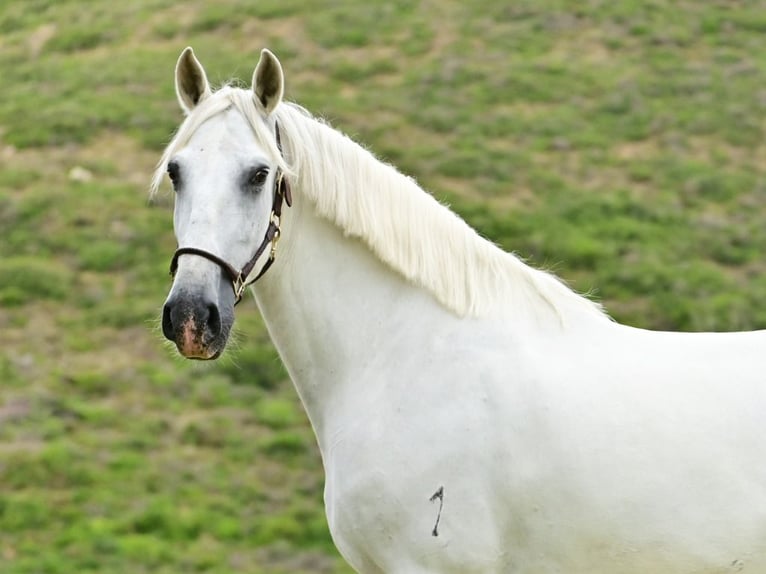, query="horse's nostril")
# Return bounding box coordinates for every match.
[162,303,175,341]
[206,303,221,336]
